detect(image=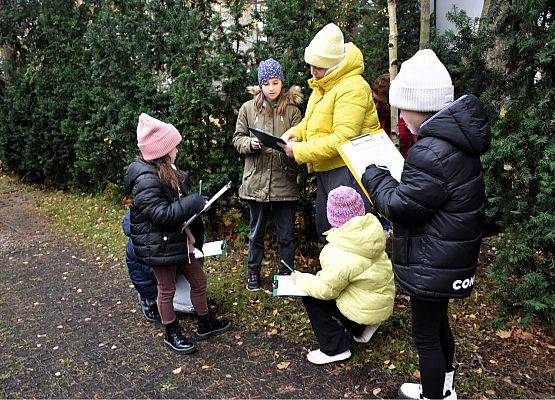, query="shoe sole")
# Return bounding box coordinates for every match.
[195,321,231,340]
[245,284,260,291]
[397,388,411,399]
[164,340,196,355]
